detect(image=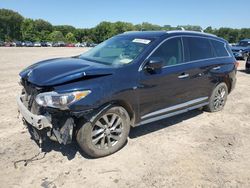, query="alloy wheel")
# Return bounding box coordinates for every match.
[213,86,226,110]
[91,113,123,149]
